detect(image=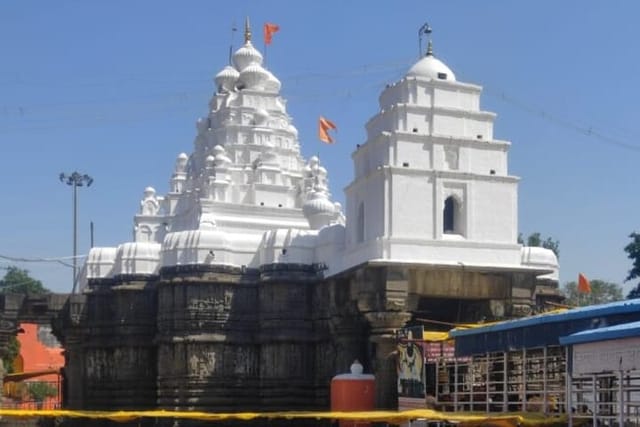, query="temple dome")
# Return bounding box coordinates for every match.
[232,42,263,71]
[239,63,269,89]
[214,152,231,167]
[161,229,231,266]
[215,65,240,92]
[407,54,456,81]
[521,246,558,268]
[264,70,282,93]
[287,124,298,137]
[112,242,161,276]
[259,229,317,265]
[521,246,559,281]
[85,247,117,279]
[303,191,336,230]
